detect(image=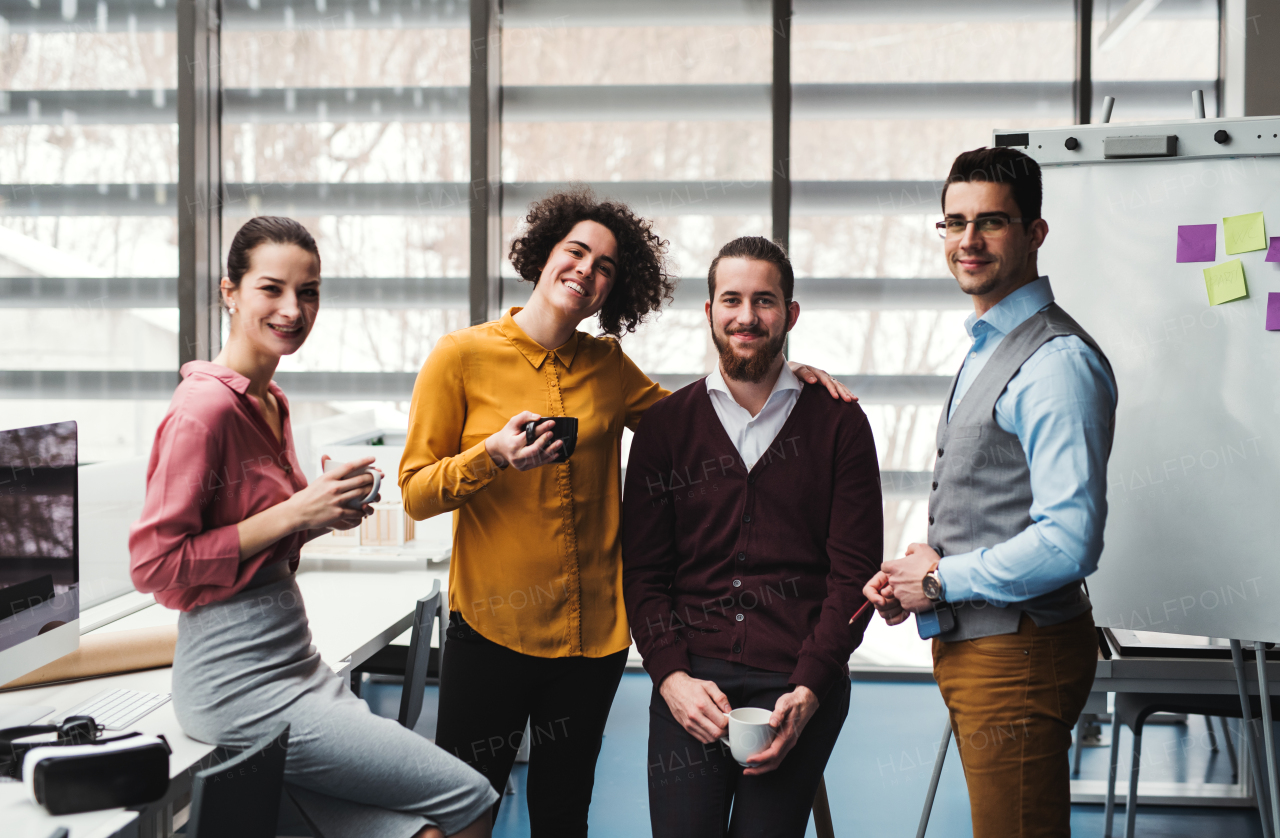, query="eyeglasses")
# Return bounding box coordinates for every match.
[935,214,1024,239]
